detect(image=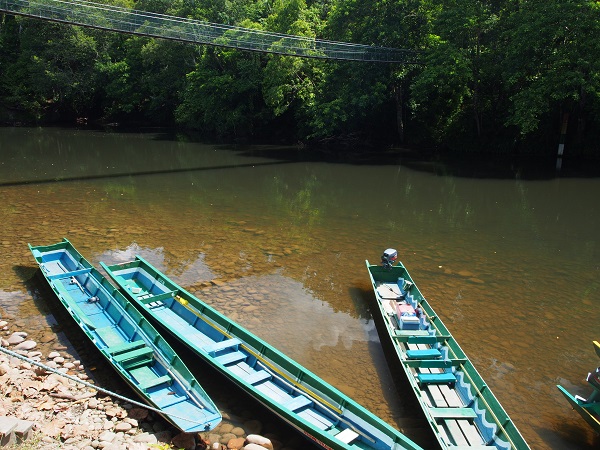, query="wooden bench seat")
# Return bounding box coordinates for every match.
[284,395,312,412]
[214,351,246,366]
[404,359,453,369]
[139,374,172,391]
[203,338,242,354]
[242,370,271,386]
[114,347,154,363]
[106,340,146,355]
[429,407,477,419]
